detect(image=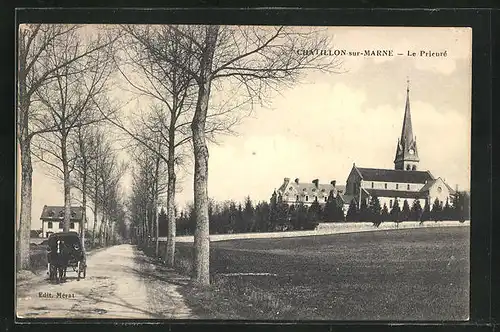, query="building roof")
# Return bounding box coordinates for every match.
[40,205,84,221]
[364,188,428,199]
[419,178,456,194]
[278,178,337,196]
[337,193,356,204]
[355,167,434,184]
[336,185,346,193]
